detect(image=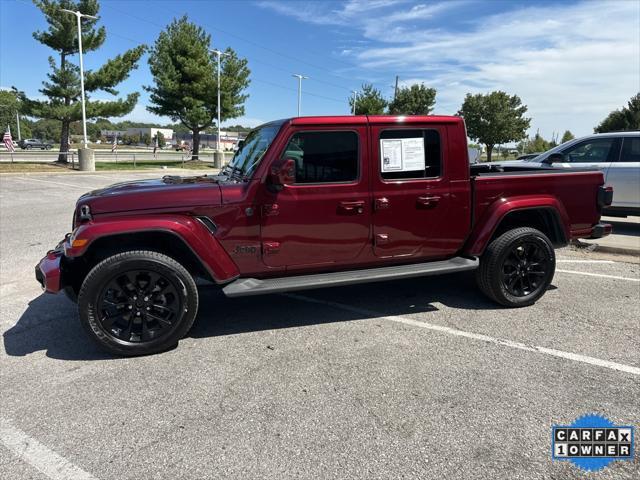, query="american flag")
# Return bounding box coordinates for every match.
[3,126,15,152]
[111,133,117,152]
